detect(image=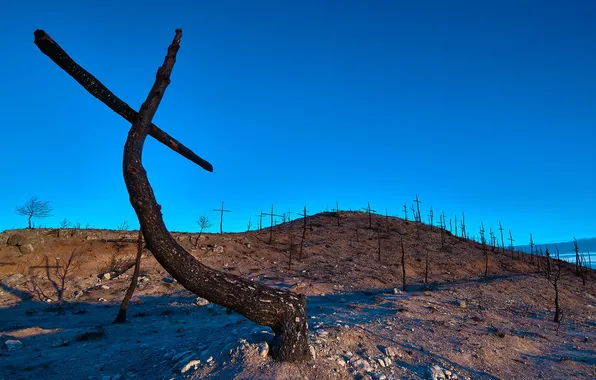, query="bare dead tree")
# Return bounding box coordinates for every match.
[508,230,515,260]
[114,229,144,323]
[27,249,82,314]
[439,212,446,250]
[499,221,505,254]
[255,211,264,230]
[454,214,458,237]
[413,194,422,223]
[362,202,376,229]
[573,237,581,277]
[262,205,283,245]
[194,215,212,248]
[333,201,340,227]
[399,232,407,291]
[546,247,563,323]
[247,218,252,232]
[427,207,434,231]
[35,29,309,361]
[212,201,232,234]
[403,203,408,223]
[480,222,488,277]
[460,212,466,239]
[299,206,309,260]
[16,196,53,229]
